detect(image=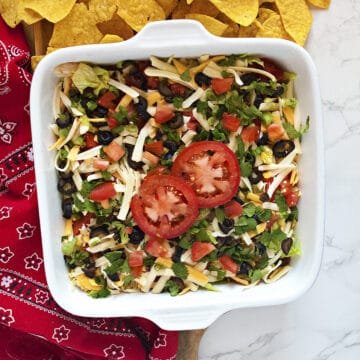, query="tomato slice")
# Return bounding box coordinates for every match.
[131,175,199,238]
[224,200,243,218]
[240,124,260,143]
[128,251,144,267]
[211,78,234,95]
[222,112,241,132]
[279,179,300,207]
[144,237,171,258]
[191,242,216,262]
[89,182,116,201]
[219,255,239,274]
[93,159,109,170]
[170,83,187,97]
[154,104,175,124]
[171,141,241,208]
